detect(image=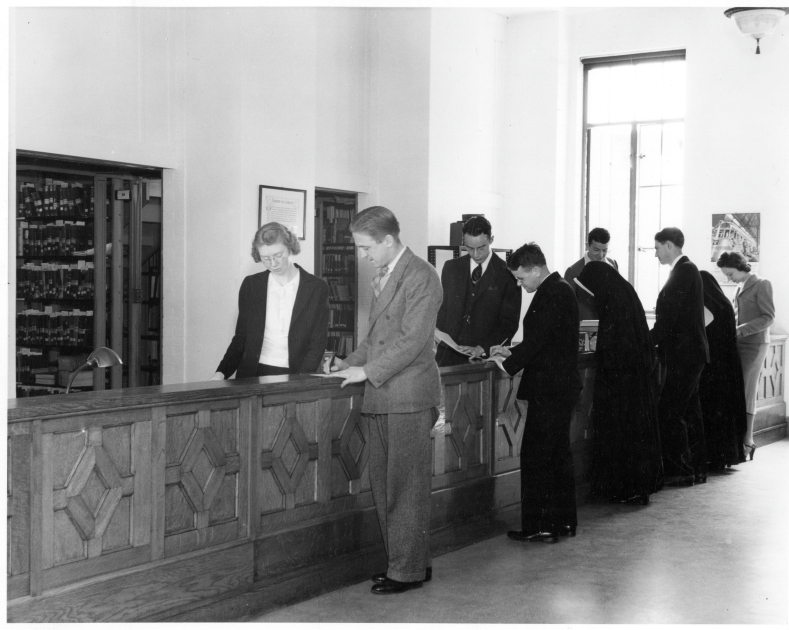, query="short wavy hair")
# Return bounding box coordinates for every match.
[349,206,401,244]
[716,251,751,273]
[508,242,547,271]
[462,216,492,238]
[251,222,300,262]
[654,227,684,249]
